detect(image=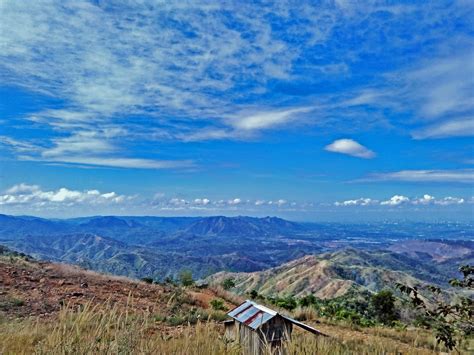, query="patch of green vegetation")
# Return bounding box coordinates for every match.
[179,270,194,287]
[0,296,25,310]
[222,278,235,290]
[209,299,227,311]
